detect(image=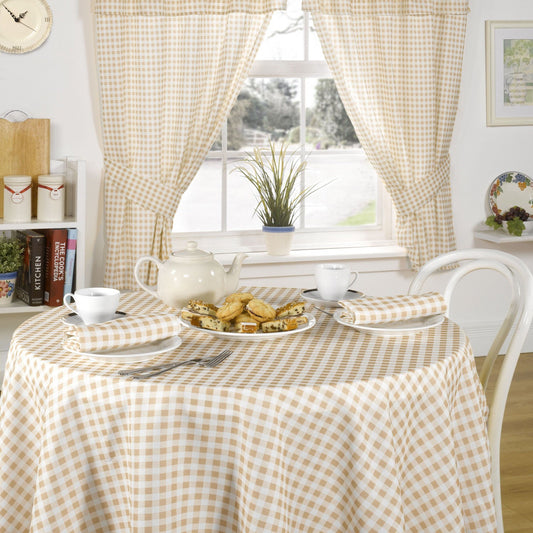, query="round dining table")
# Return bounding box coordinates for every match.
[0,287,497,532]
